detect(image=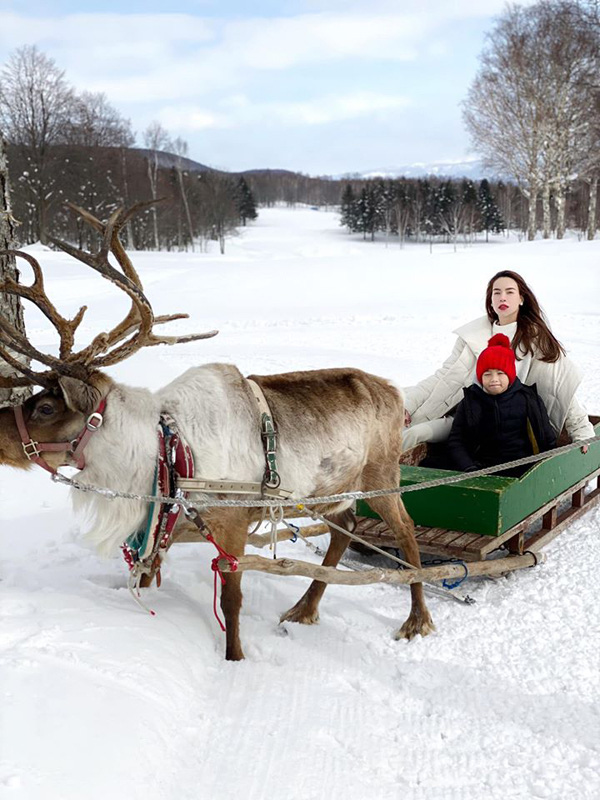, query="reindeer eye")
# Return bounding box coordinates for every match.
[38,403,55,416]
